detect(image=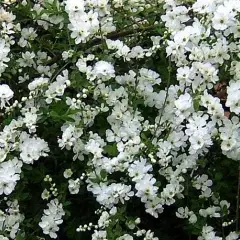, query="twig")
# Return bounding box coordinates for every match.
[46,24,158,65]
[86,24,157,50]
[151,57,172,140]
[50,62,70,83]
